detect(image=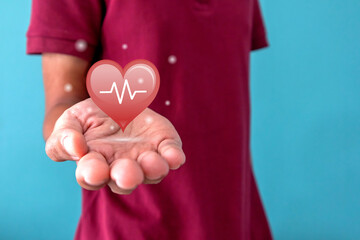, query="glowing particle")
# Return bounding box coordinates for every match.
[165,100,171,106]
[110,125,115,130]
[138,78,144,84]
[122,43,128,50]
[75,39,87,52]
[168,55,177,64]
[64,83,73,92]
[145,116,153,124]
[86,107,93,113]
